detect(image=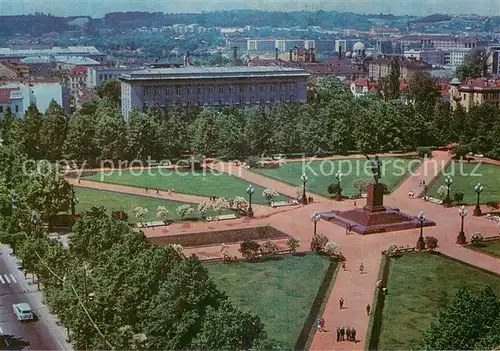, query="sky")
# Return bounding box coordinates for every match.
[1,0,499,17]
